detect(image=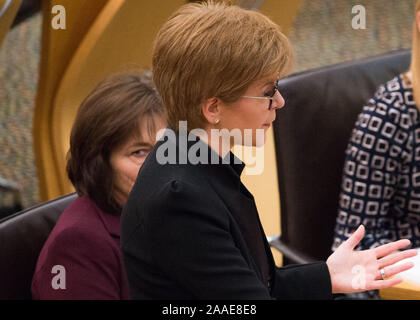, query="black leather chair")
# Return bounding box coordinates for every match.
[269,49,411,265]
[0,193,77,299]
